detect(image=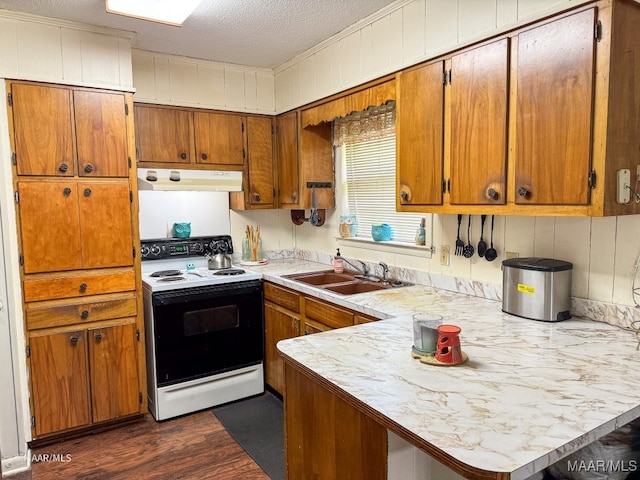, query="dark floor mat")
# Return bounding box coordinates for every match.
[212,392,284,480]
